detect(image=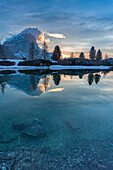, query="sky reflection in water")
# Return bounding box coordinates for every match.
[0,70,113,154]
